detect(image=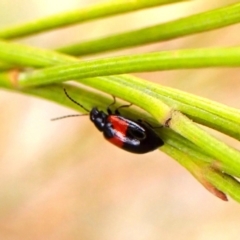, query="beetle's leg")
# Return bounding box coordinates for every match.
[107,95,117,114]
[115,103,132,115]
